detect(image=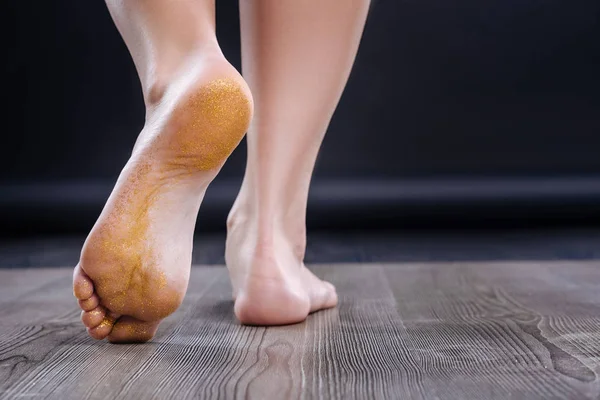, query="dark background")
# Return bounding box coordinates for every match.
[3,0,600,235]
